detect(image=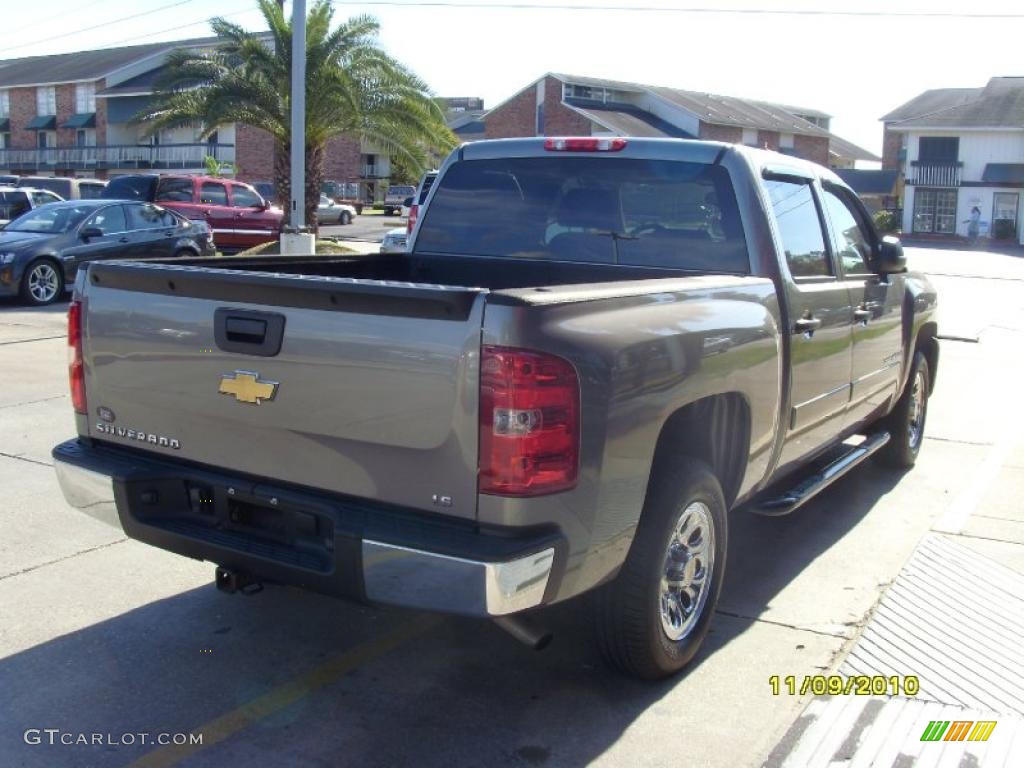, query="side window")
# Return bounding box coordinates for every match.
[31,191,60,206]
[821,186,873,275]
[87,205,127,234]
[155,178,193,203]
[764,178,831,278]
[126,203,169,230]
[79,183,105,200]
[200,182,228,206]
[230,185,262,208]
